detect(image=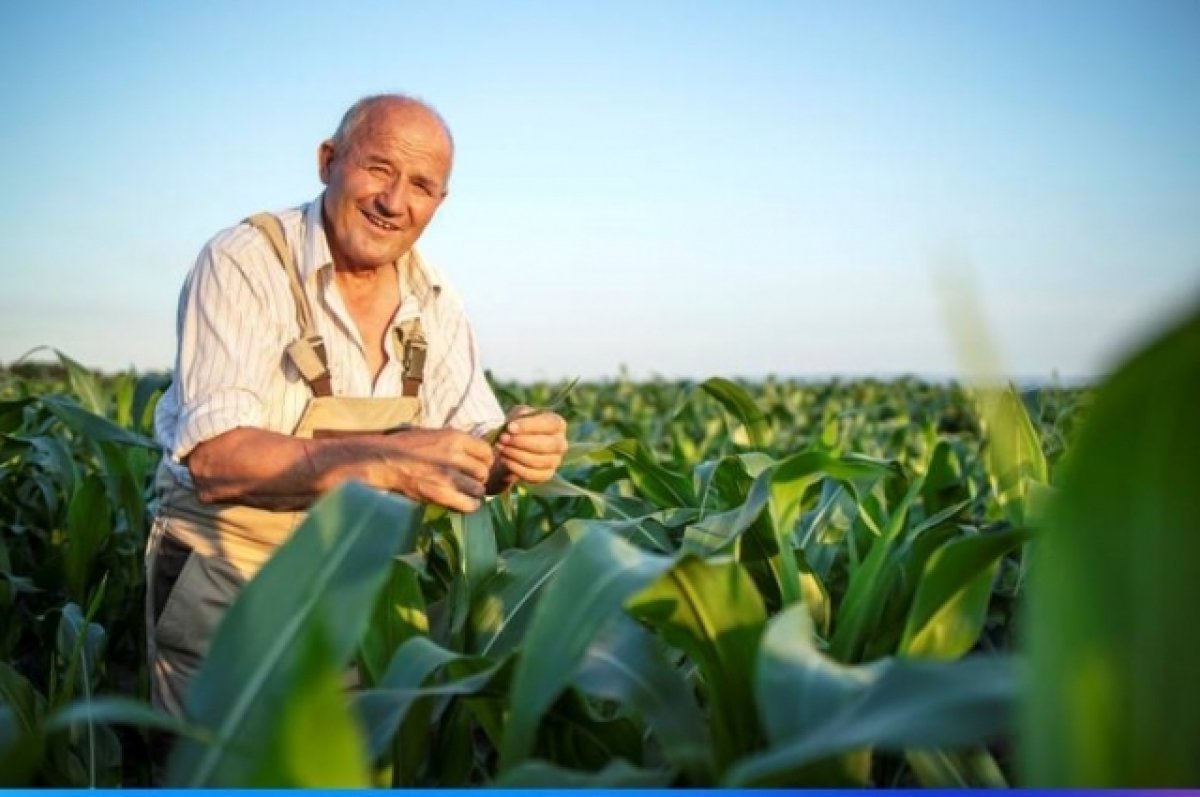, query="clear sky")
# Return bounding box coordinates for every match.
[1,1,1197,381]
